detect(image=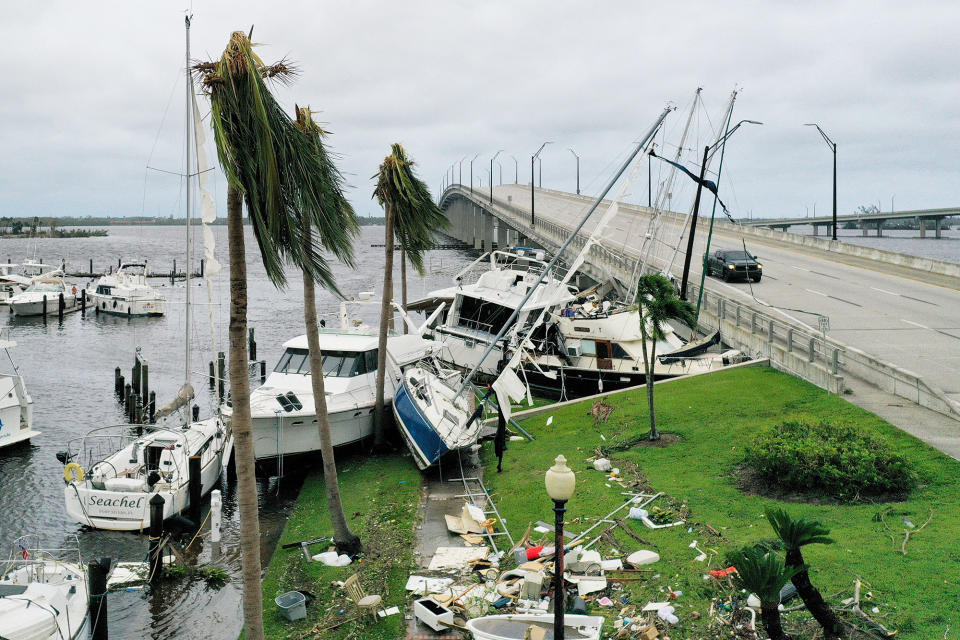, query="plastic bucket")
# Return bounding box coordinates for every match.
[275,591,307,621]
